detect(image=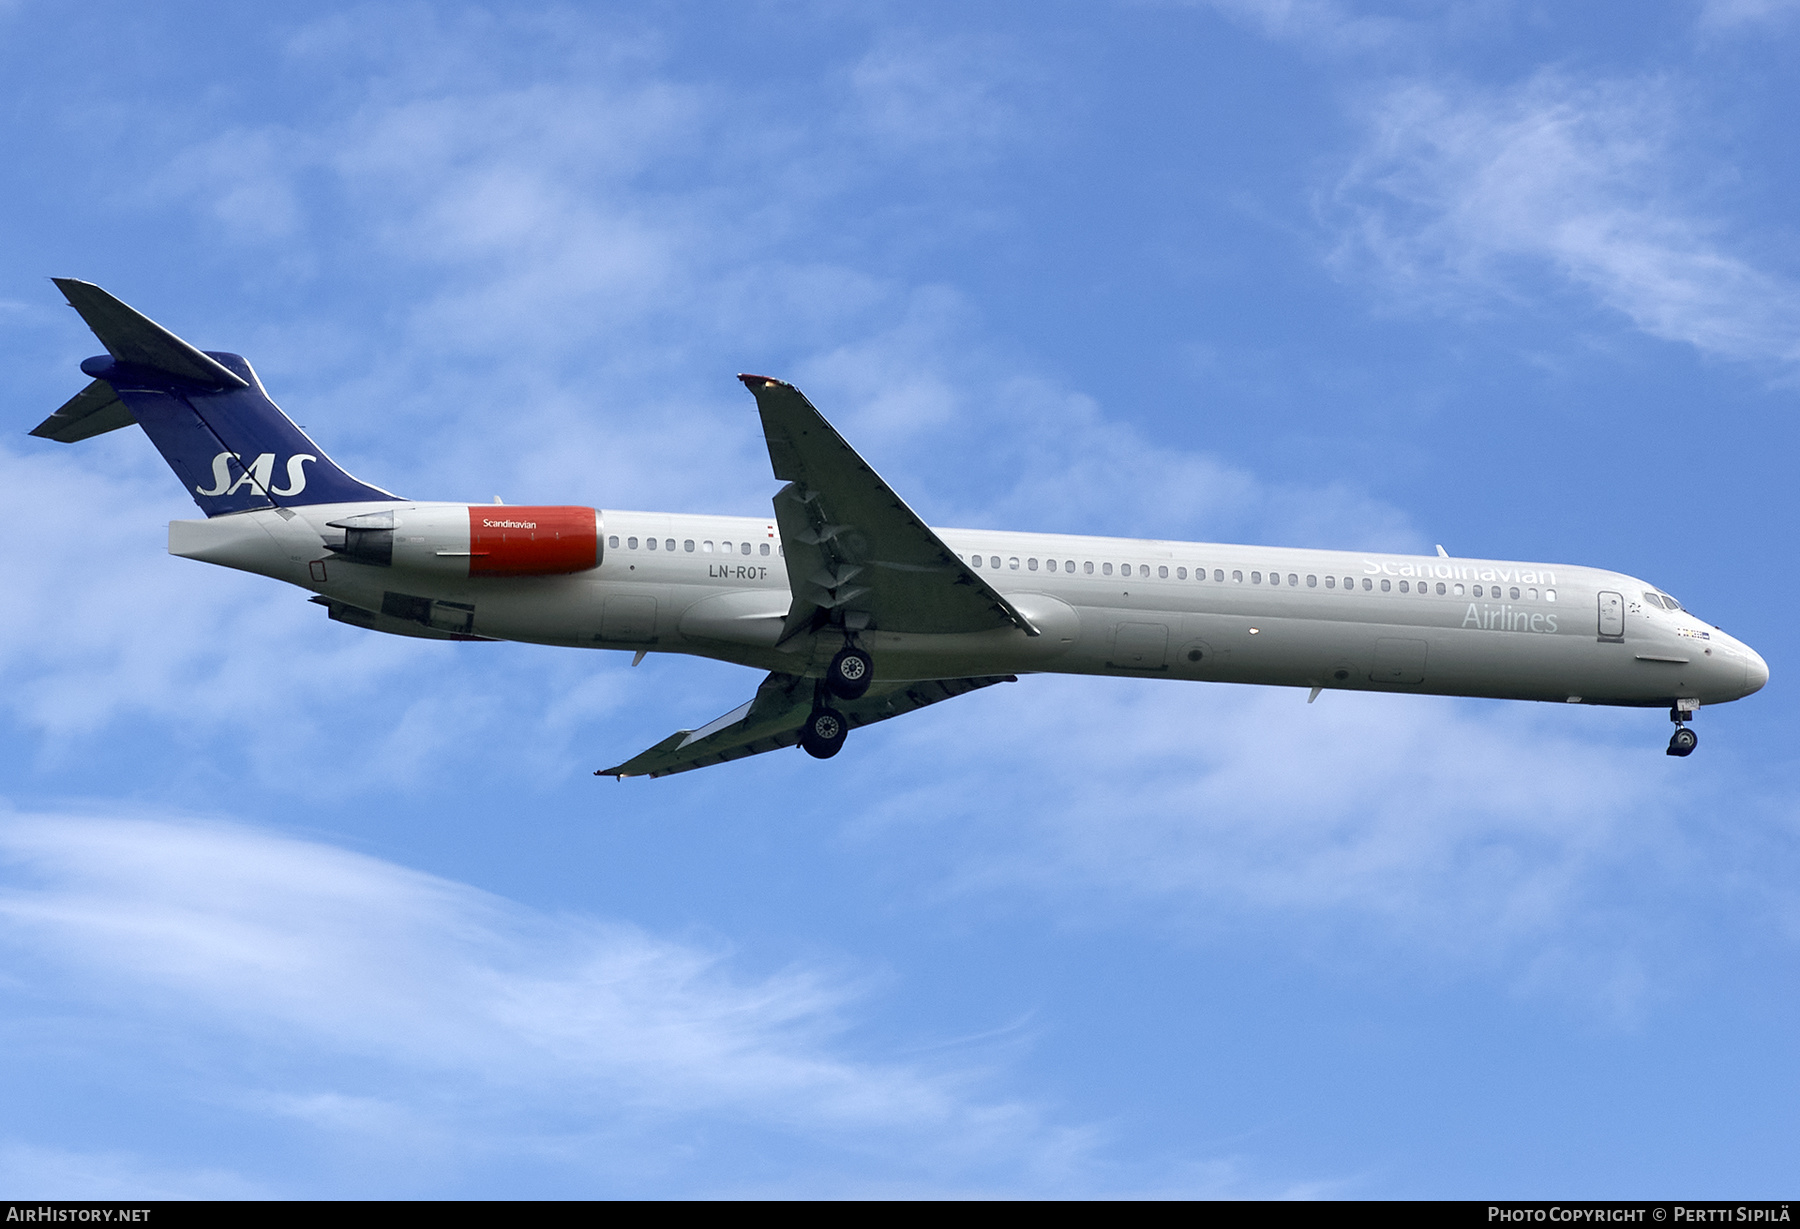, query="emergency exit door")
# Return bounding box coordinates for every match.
[1597,591,1624,639]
